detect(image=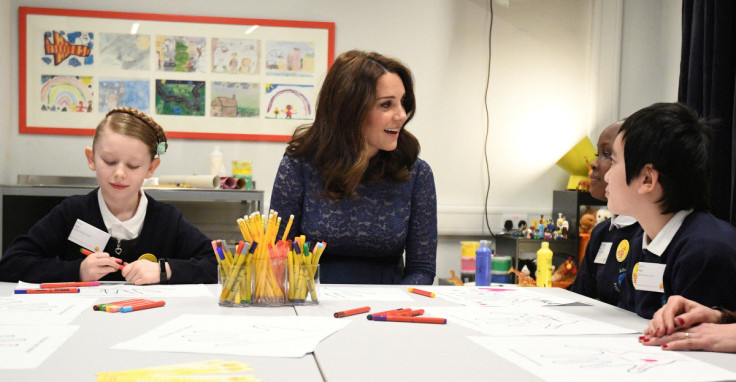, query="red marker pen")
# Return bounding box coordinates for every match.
[366,308,409,320]
[40,281,100,289]
[408,287,436,298]
[334,306,370,318]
